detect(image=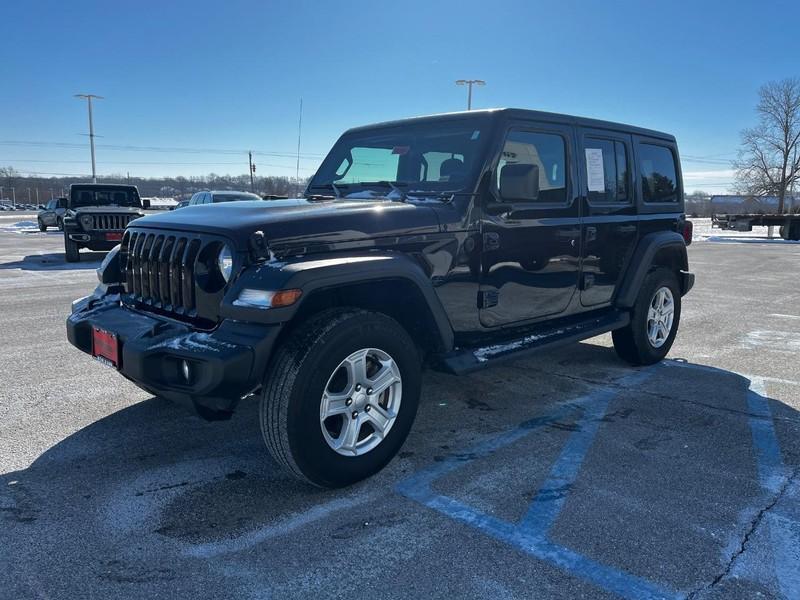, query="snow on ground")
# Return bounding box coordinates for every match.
[689,218,800,243]
[0,220,42,234]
